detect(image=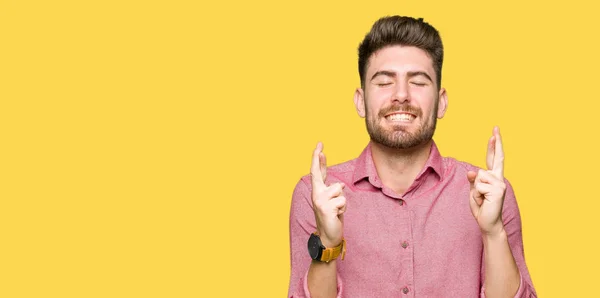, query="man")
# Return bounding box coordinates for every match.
[288,16,536,297]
